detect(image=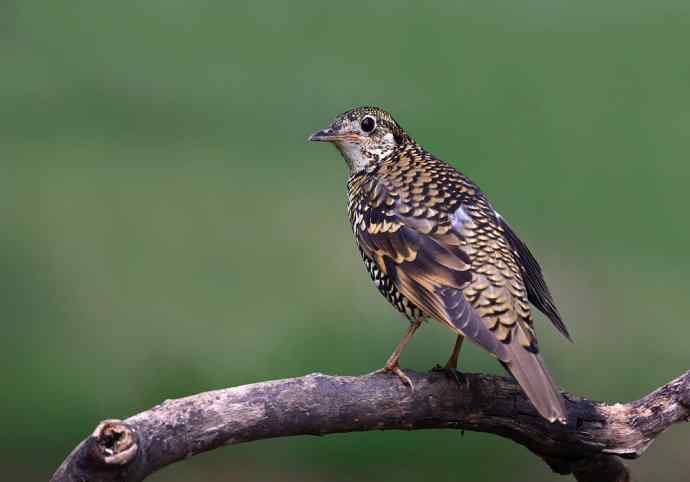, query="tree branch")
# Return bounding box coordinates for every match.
[51,369,690,482]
